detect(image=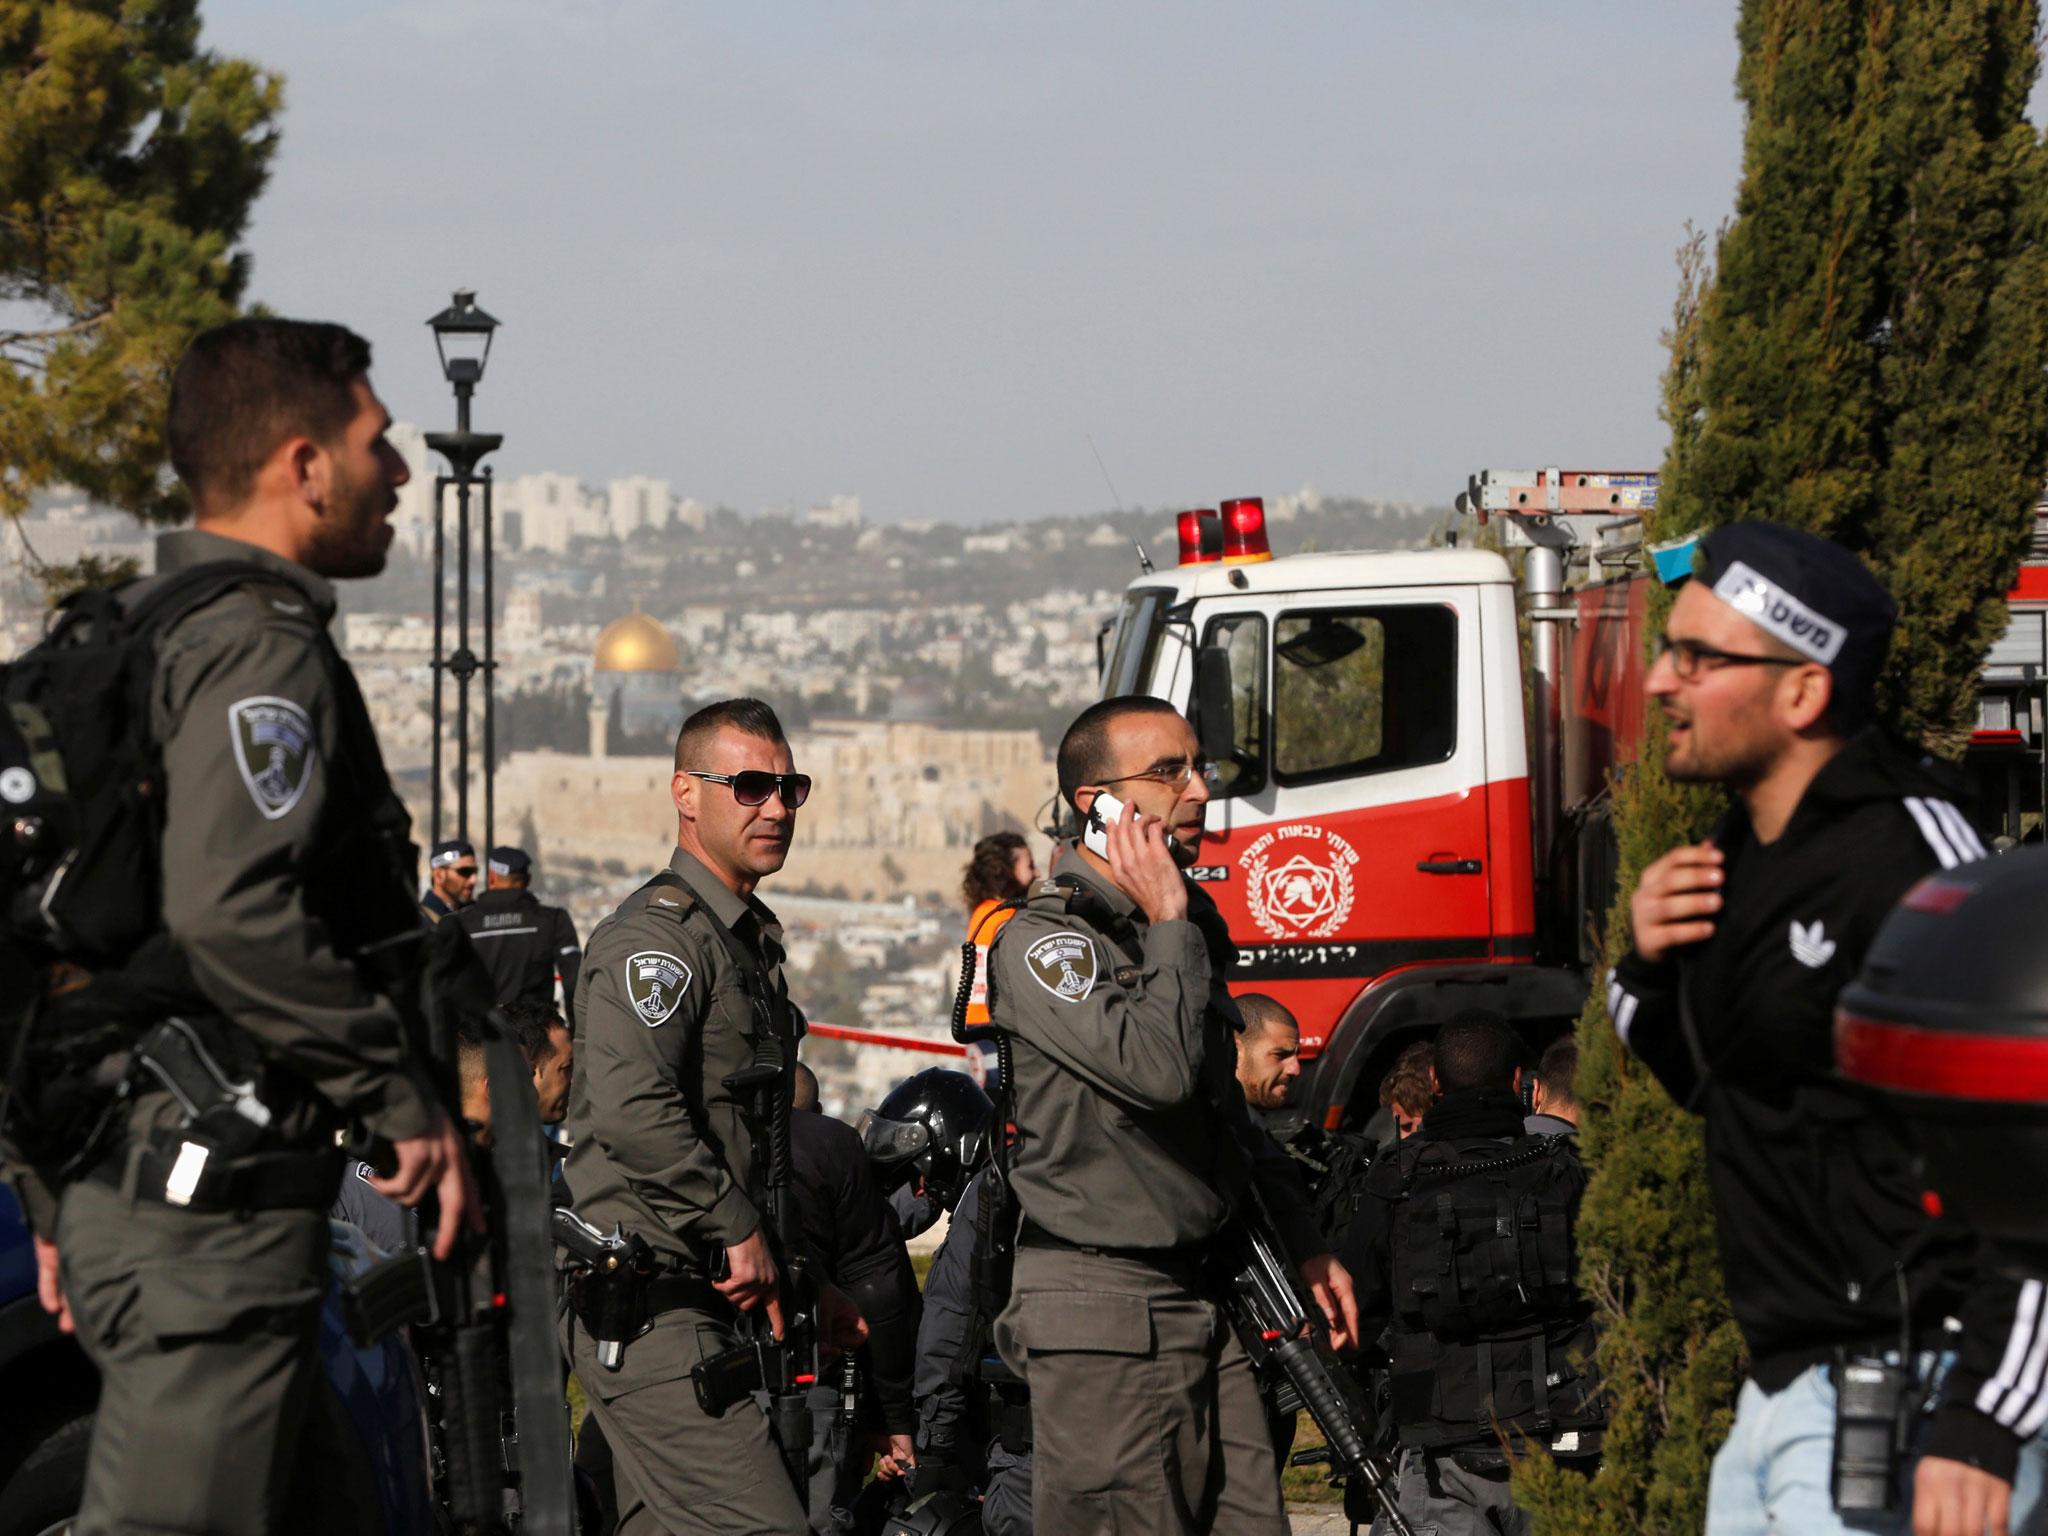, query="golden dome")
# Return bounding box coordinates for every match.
[594,609,681,673]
